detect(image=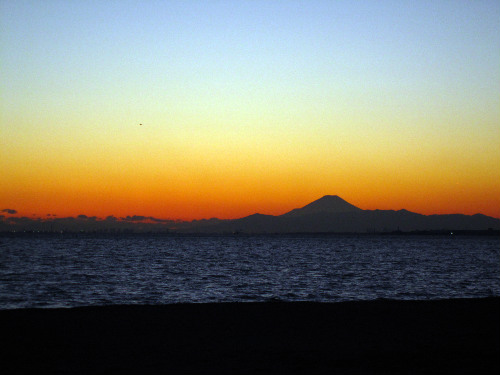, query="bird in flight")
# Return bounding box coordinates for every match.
[139,123,142,126]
